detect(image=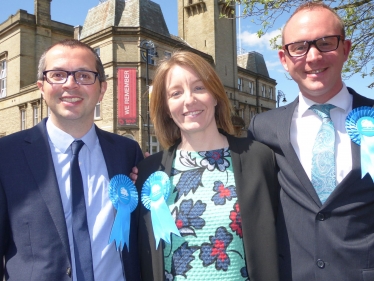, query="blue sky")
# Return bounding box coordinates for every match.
[2,0,373,104]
